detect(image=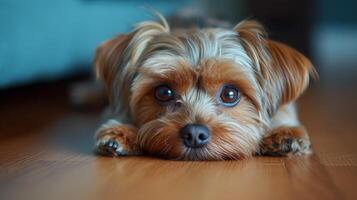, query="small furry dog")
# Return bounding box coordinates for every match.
[93,15,316,160]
